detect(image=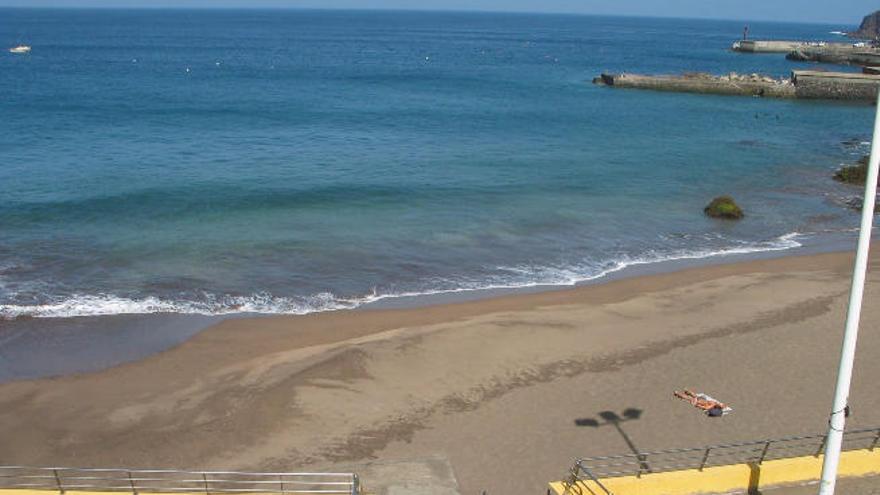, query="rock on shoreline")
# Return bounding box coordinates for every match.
[834,155,873,186]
